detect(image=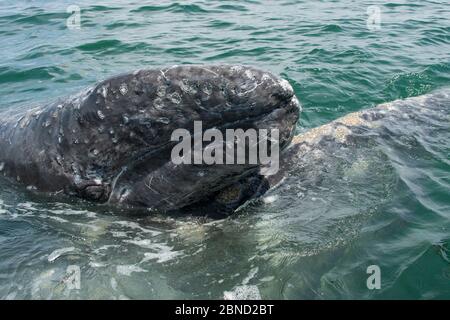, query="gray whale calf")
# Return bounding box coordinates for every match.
[0,65,299,214]
[0,65,448,216]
